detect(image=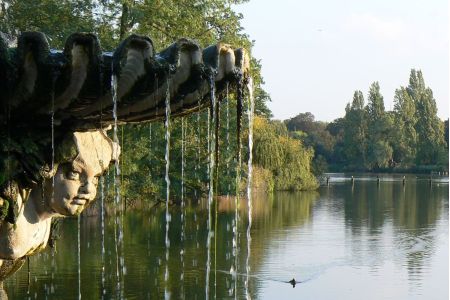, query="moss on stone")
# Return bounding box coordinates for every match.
[0,196,9,222]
